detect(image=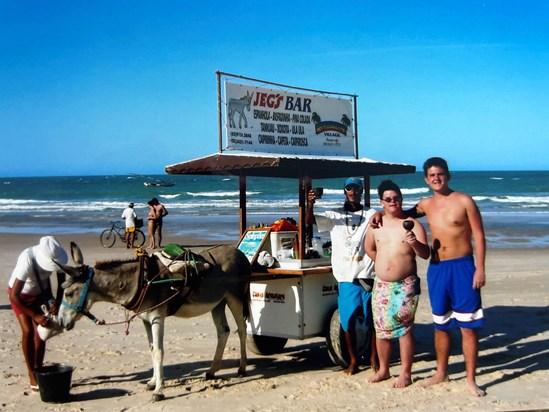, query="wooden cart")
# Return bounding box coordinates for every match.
[166,152,414,367]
